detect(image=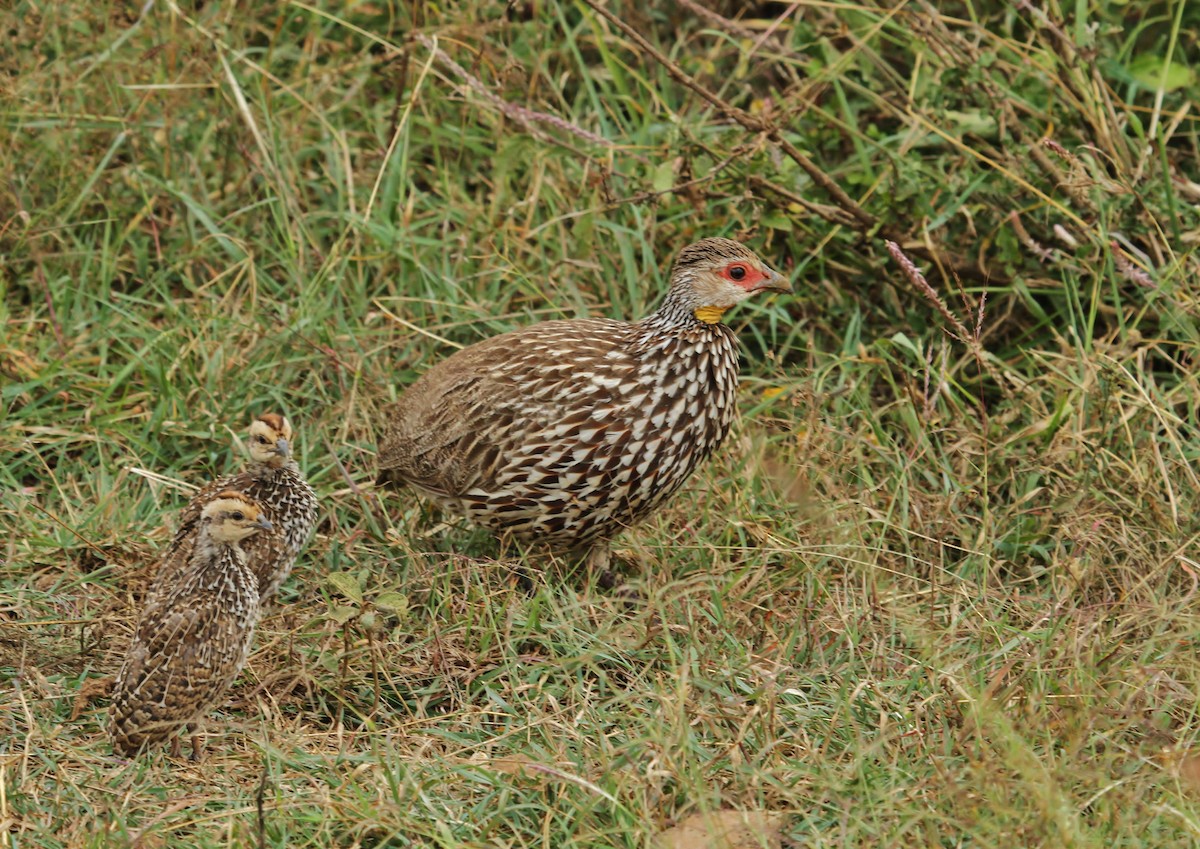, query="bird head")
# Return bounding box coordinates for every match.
[201,492,273,543]
[247,413,294,466]
[668,237,791,324]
